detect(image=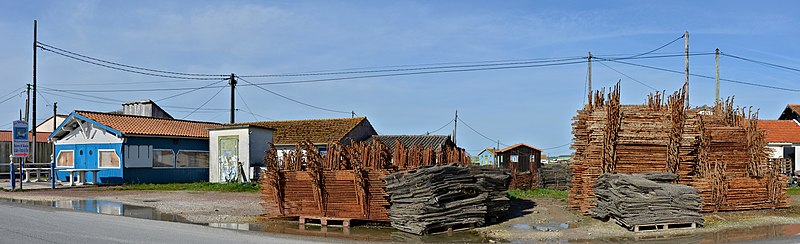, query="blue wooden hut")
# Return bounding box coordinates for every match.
[49,110,220,184]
